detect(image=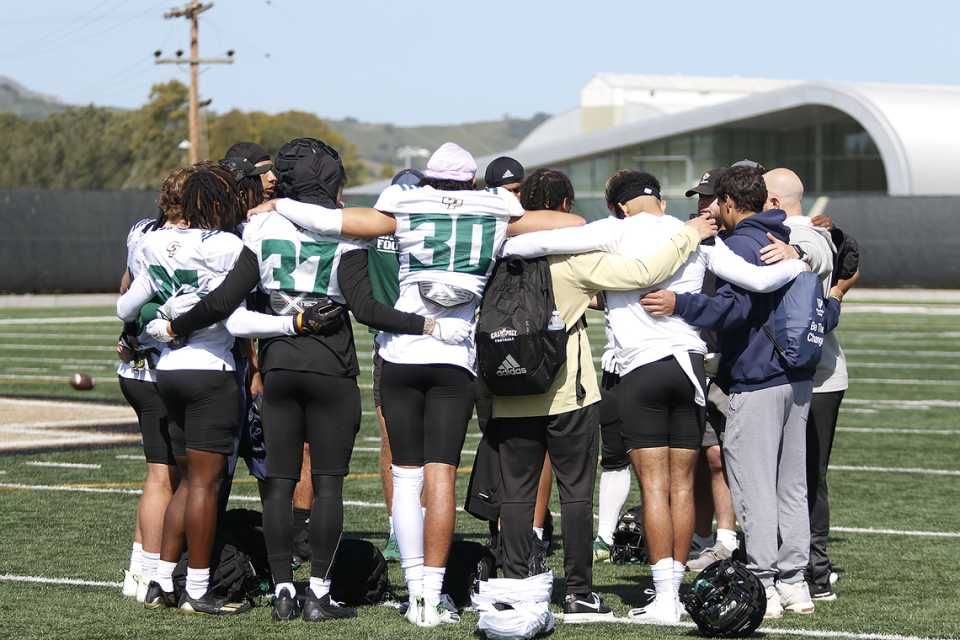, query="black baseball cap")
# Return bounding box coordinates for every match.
[730,158,767,172]
[226,141,271,165]
[392,168,424,186]
[685,167,728,197]
[484,156,524,188]
[219,157,273,182]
